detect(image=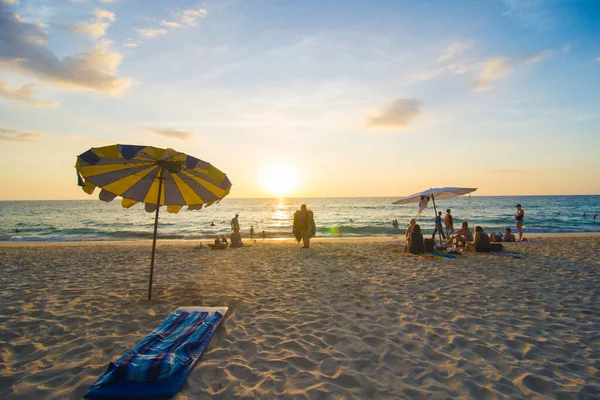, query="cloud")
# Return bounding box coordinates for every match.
[95,9,115,22]
[148,128,194,140]
[67,21,110,39]
[180,8,207,26]
[161,20,182,28]
[368,99,422,128]
[0,10,129,94]
[123,40,139,48]
[136,28,168,37]
[438,40,474,62]
[1,0,19,5]
[0,81,60,107]
[159,7,207,30]
[472,52,550,91]
[65,8,115,39]
[0,126,43,142]
[596,57,600,63]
